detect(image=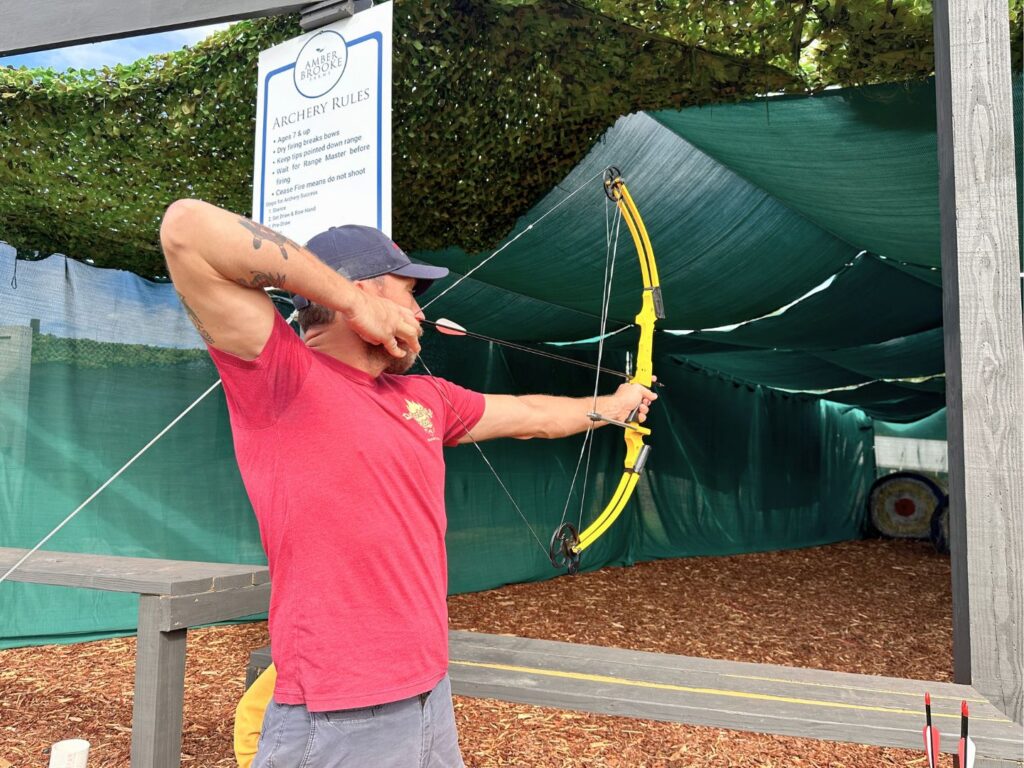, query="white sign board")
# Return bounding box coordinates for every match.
[253,3,392,240]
